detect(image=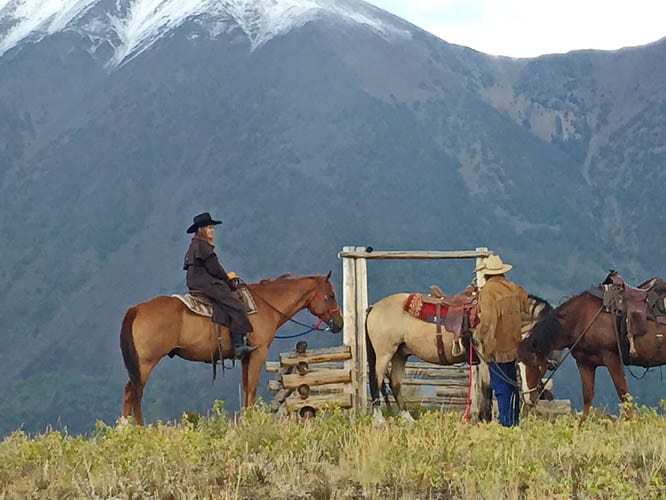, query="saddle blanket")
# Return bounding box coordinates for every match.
[172,287,258,318]
[403,294,479,327]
